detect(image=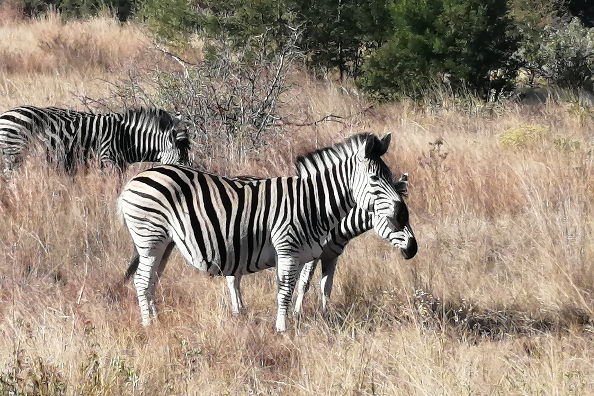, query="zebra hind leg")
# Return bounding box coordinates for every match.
[147,242,175,321]
[132,240,173,326]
